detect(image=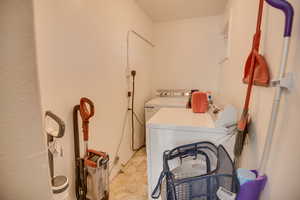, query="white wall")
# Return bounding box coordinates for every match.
[33,0,153,199]
[0,0,52,199]
[153,16,225,95]
[219,0,300,199]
